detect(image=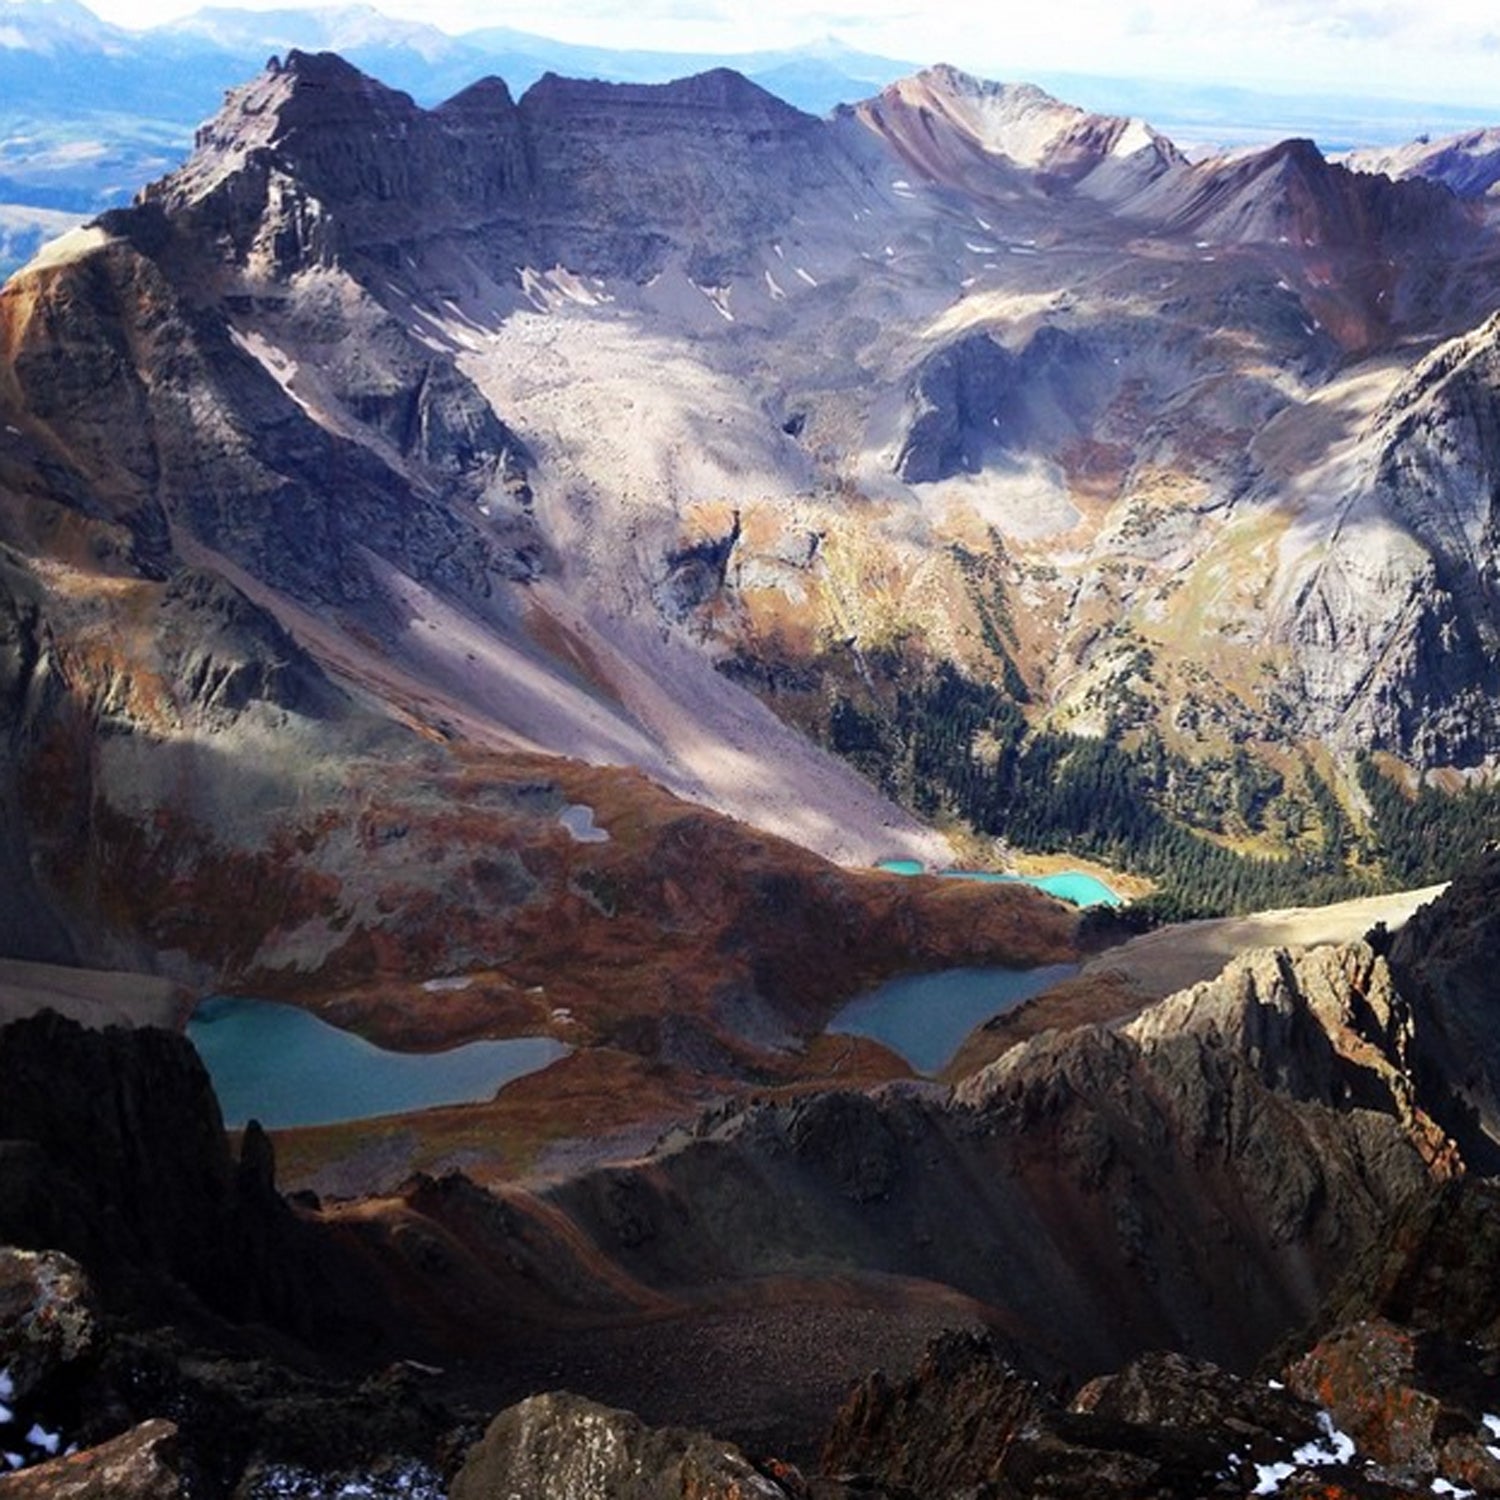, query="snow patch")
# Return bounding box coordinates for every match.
[965,241,1000,254]
[518,265,612,312]
[559,804,609,843]
[25,1425,59,1456]
[1112,117,1156,157]
[1251,1412,1356,1495]
[228,328,318,417]
[420,976,474,994]
[1253,1461,1295,1494]
[764,269,786,301]
[693,283,735,322]
[1432,1482,1474,1498]
[794,267,818,287]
